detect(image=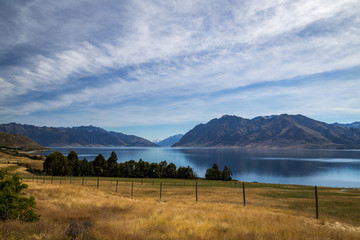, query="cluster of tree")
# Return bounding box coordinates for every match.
[205,163,233,181]
[0,169,40,222]
[43,151,196,179]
